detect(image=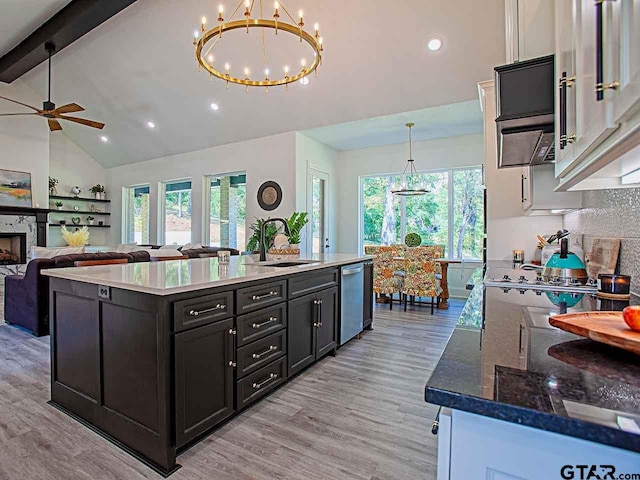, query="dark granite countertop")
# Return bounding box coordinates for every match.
[425,262,640,453]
